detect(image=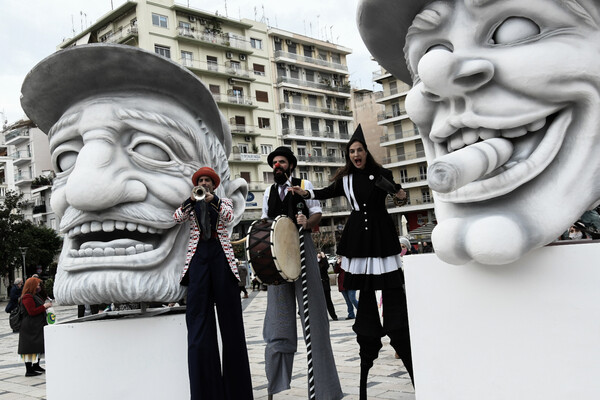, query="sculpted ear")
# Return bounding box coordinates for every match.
[222,177,248,233]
